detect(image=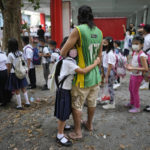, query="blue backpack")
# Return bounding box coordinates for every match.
[32,47,41,65]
